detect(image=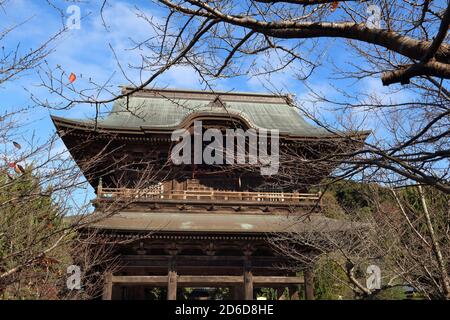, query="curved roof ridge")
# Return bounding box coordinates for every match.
[121,86,291,99]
